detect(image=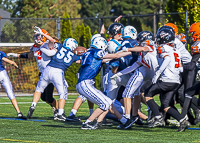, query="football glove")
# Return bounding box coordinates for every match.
[34,26,43,35]
[110,73,120,85]
[152,73,160,84]
[7,53,18,57]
